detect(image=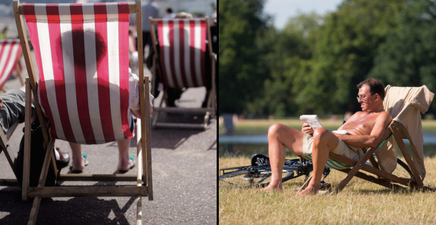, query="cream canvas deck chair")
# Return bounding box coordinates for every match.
[149,17,216,129]
[302,85,434,194]
[13,0,152,224]
[0,39,24,92]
